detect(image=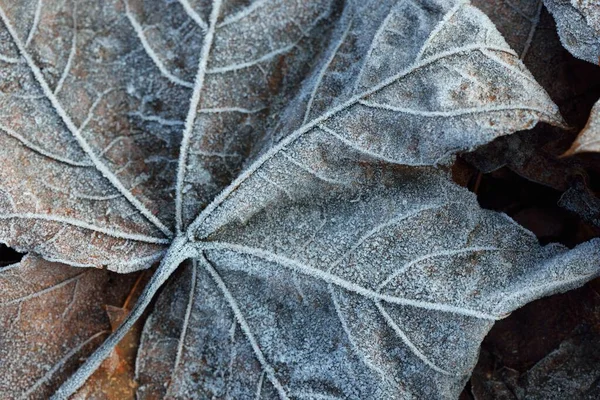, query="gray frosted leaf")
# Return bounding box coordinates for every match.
[144,164,600,399]
[544,0,600,64]
[188,0,563,241]
[0,0,187,271]
[249,0,563,169]
[0,256,139,398]
[132,1,597,398]
[174,0,340,231]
